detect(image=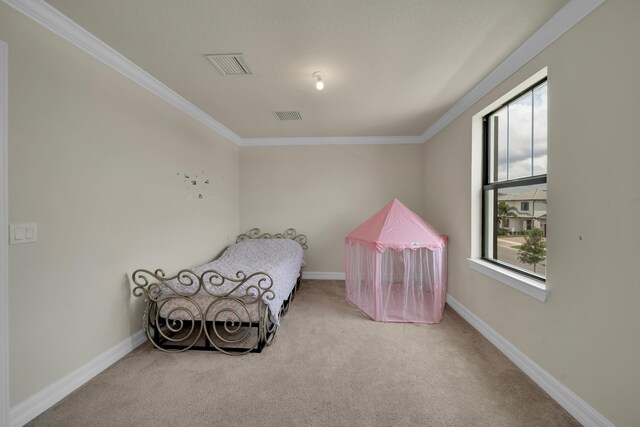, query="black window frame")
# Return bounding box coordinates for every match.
[521,201,530,211]
[481,78,547,282]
